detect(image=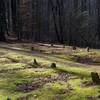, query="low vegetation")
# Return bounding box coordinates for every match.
[0,43,100,100]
